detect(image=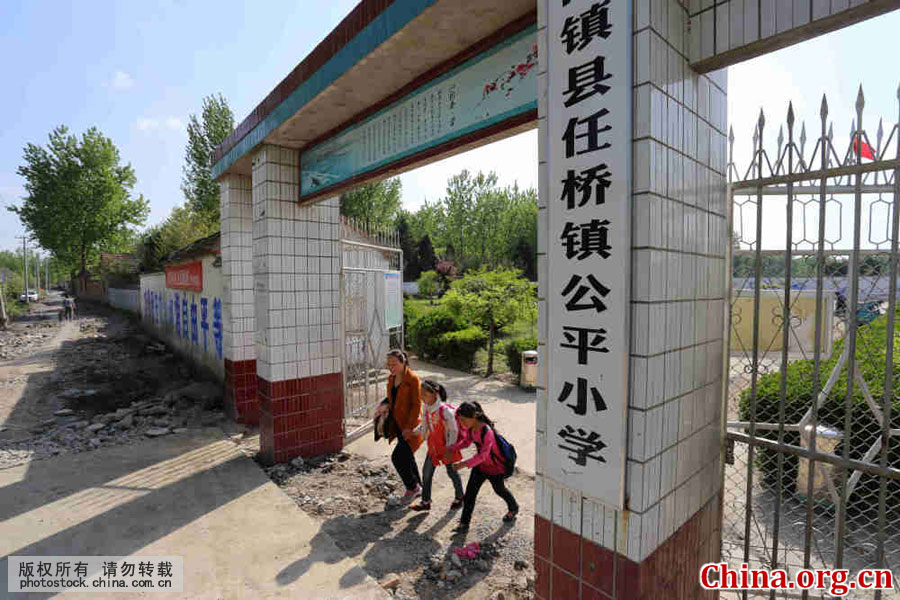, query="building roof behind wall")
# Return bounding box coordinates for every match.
[164,232,221,265]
